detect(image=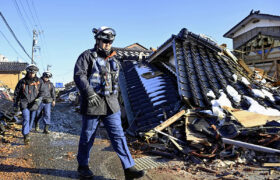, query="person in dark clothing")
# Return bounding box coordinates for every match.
[74,26,145,179]
[13,64,42,145]
[34,71,56,134]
